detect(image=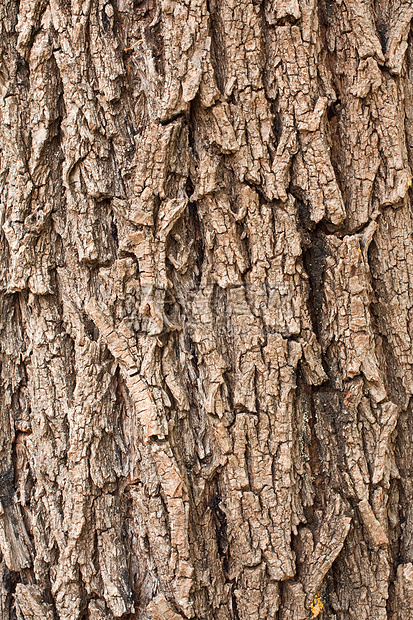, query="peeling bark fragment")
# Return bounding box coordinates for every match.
[393,563,413,618]
[300,494,352,602]
[14,584,55,620]
[384,4,413,75]
[0,496,33,572]
[370,204,413,401]
[316,227,386,394]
